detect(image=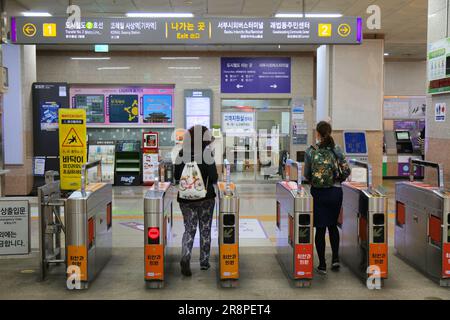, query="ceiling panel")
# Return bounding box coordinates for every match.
[207,0,244,14]
[242,0,282,16]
